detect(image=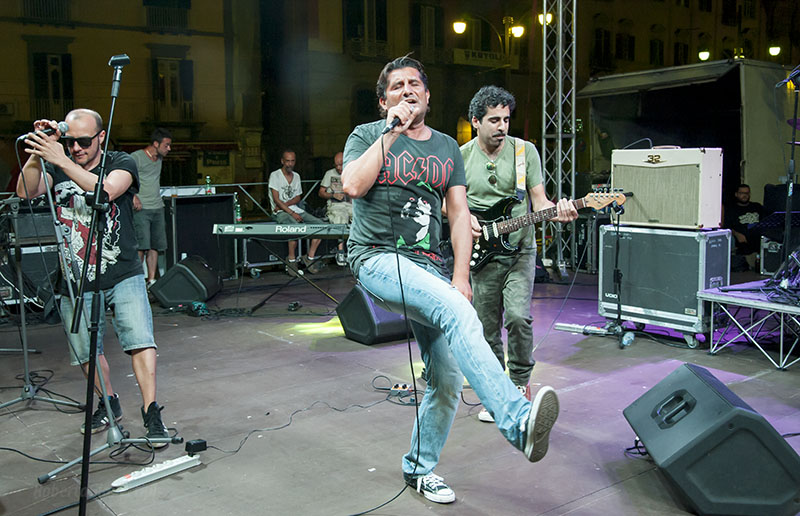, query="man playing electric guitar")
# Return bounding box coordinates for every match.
[461,86,578,423]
